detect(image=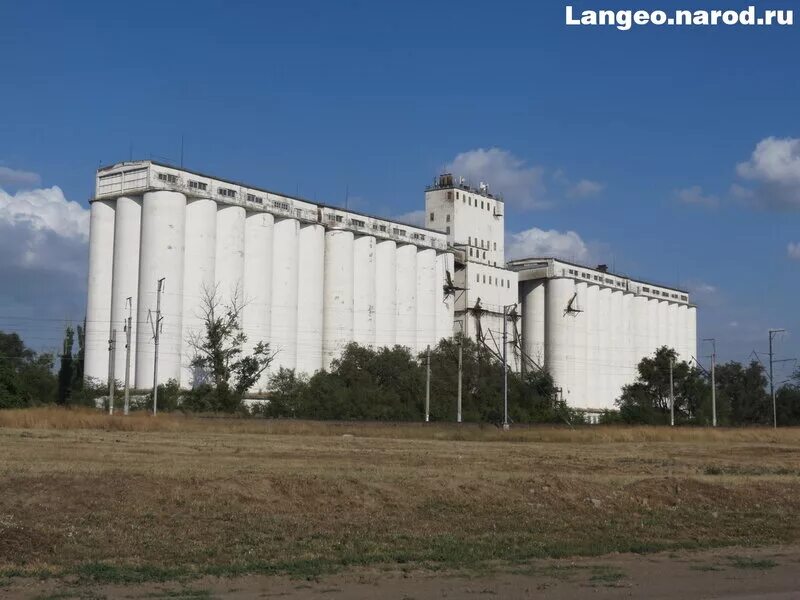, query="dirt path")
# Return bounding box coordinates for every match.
[4,545,800,599]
